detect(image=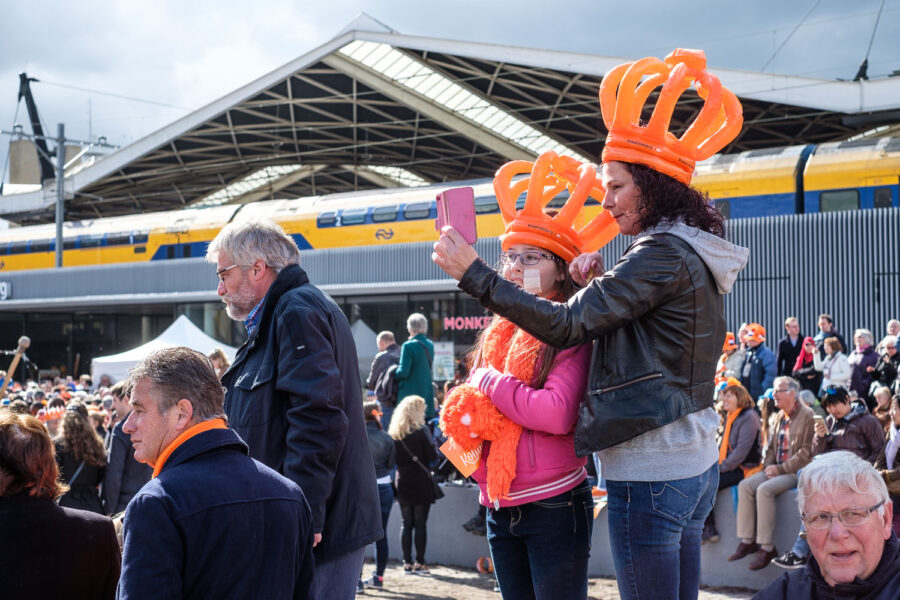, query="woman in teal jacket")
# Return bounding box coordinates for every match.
[394,313,436,421]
